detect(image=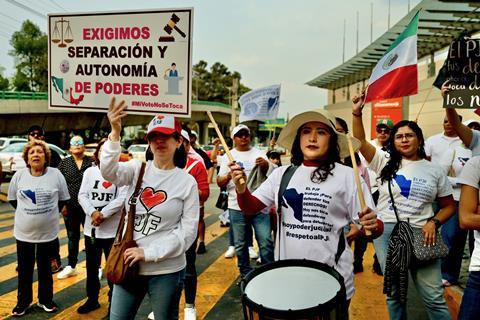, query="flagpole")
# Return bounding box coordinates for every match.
[206,111,245,185]
[414,85,434,123]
